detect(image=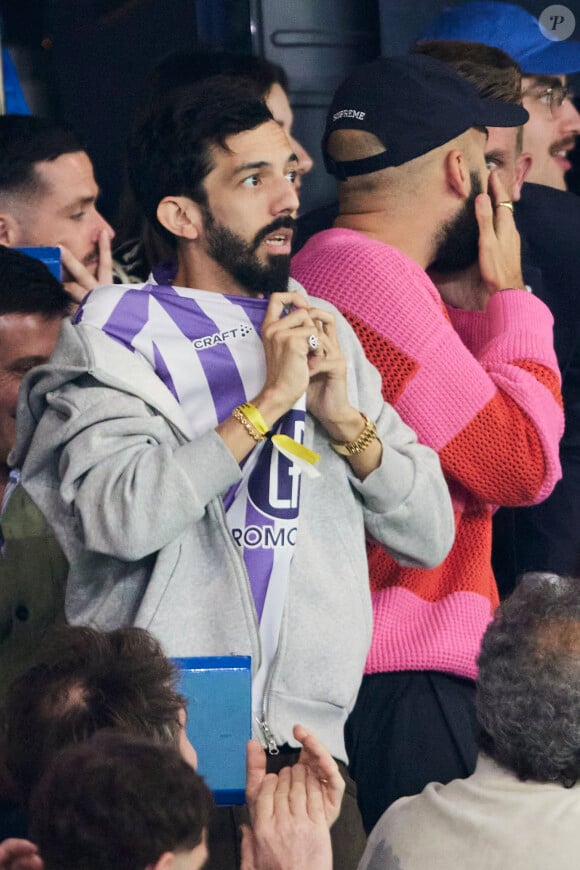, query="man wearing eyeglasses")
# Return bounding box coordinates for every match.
[420,1,580,193]
[520,75,579,191]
